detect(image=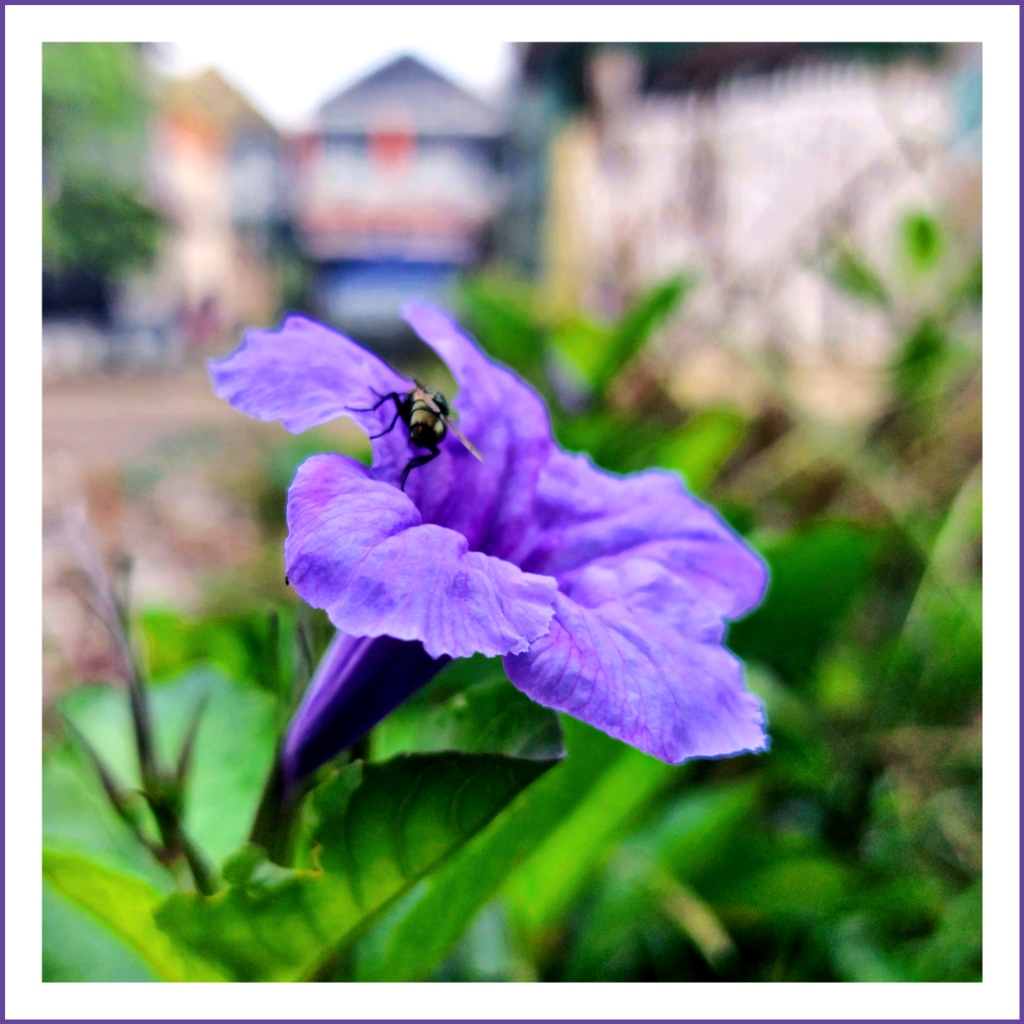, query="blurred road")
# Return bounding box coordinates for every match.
[42,366,271,700]
[43,366,240,476]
